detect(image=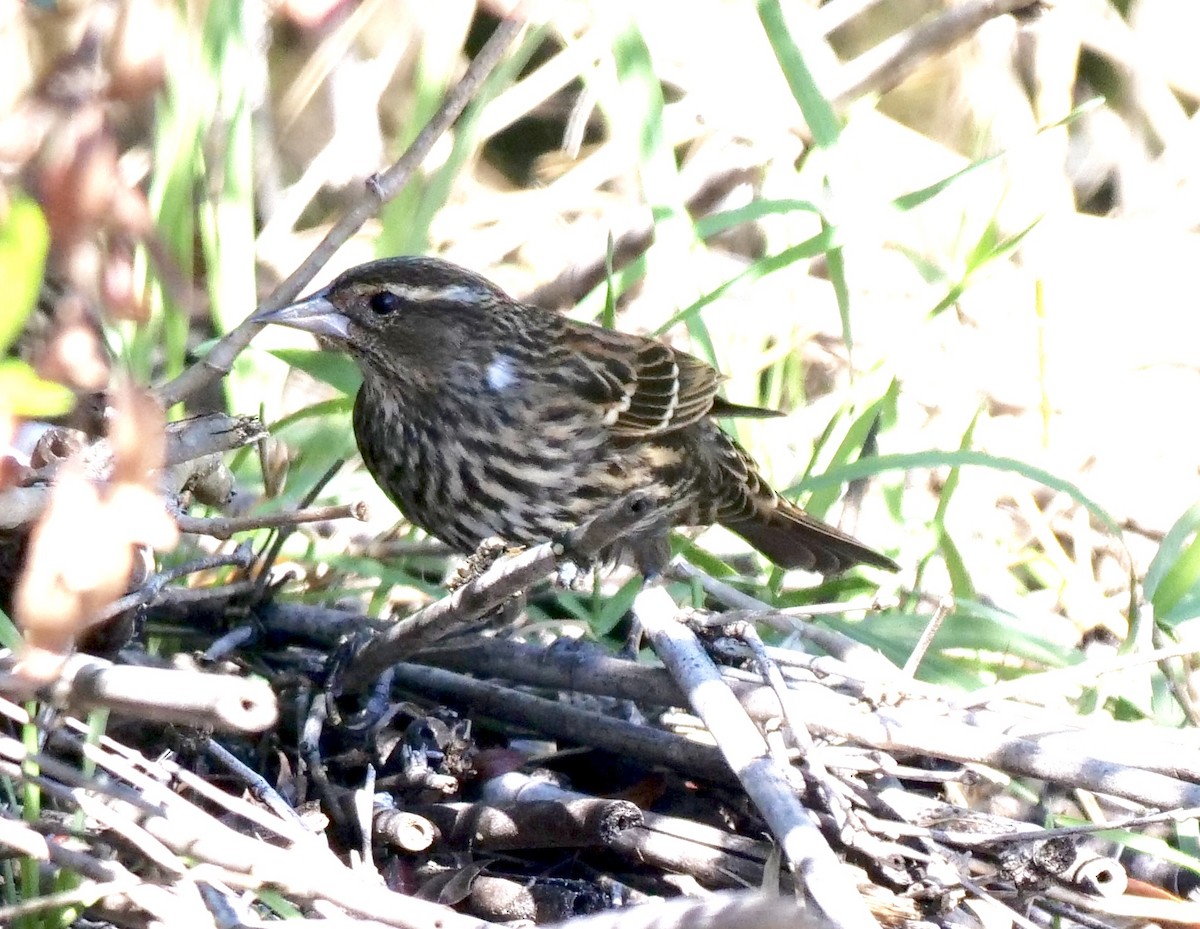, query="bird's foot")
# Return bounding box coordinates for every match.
[553,558,597,591]
[447,536,523,591]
